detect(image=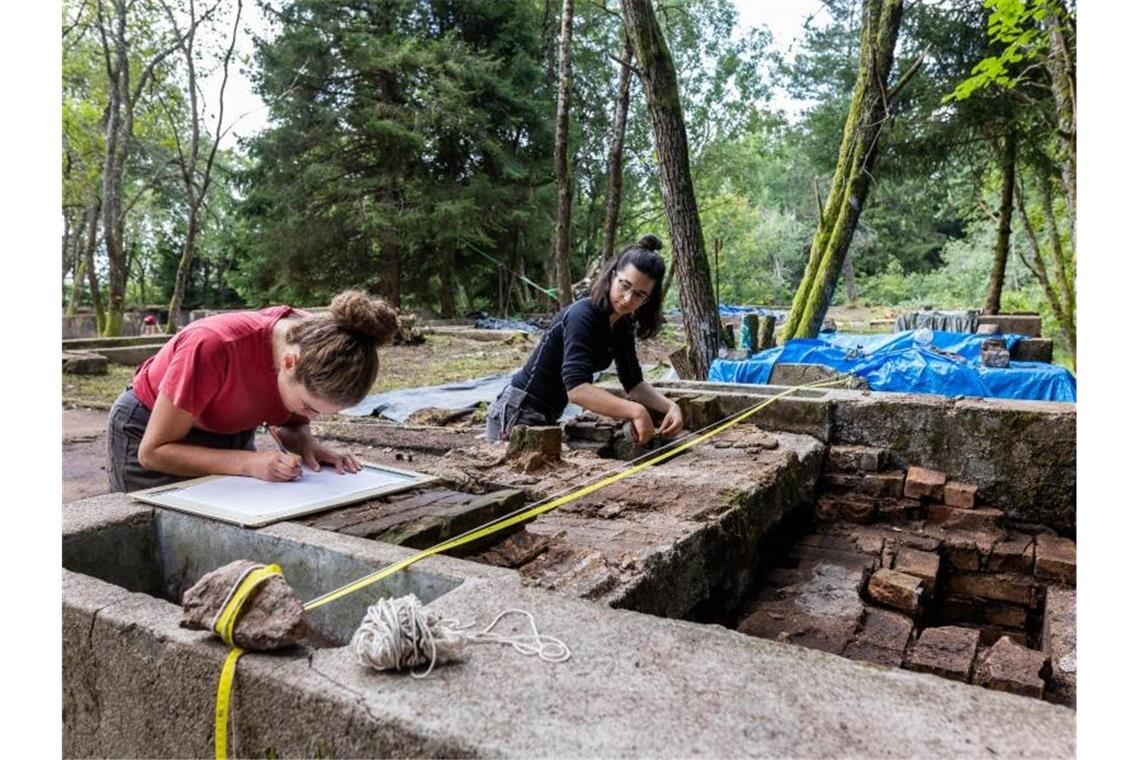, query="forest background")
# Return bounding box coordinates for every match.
[59,0,1078,369]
